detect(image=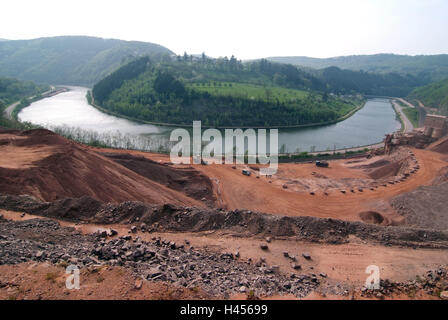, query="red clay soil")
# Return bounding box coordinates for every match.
[97,146,448,223]
[429,135,448,154]
[0,262,210,300]
[0,129,203,207]
[367,160,404,180]
[2,129,448,224]
[101,152,216,204]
